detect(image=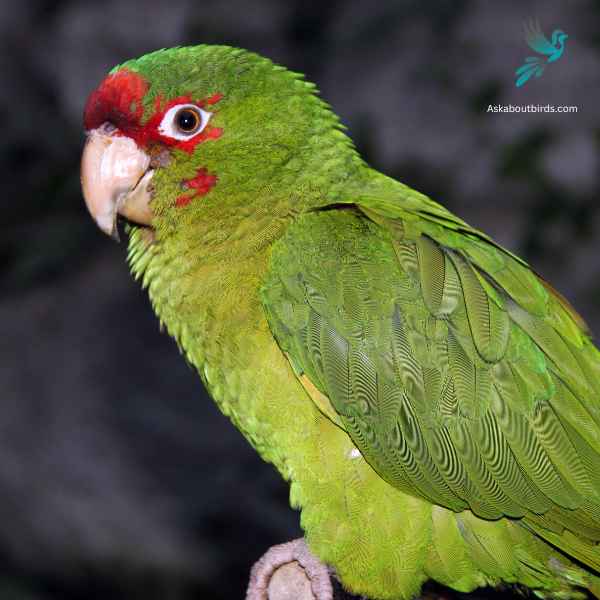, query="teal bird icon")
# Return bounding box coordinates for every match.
[515,20,568,87]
